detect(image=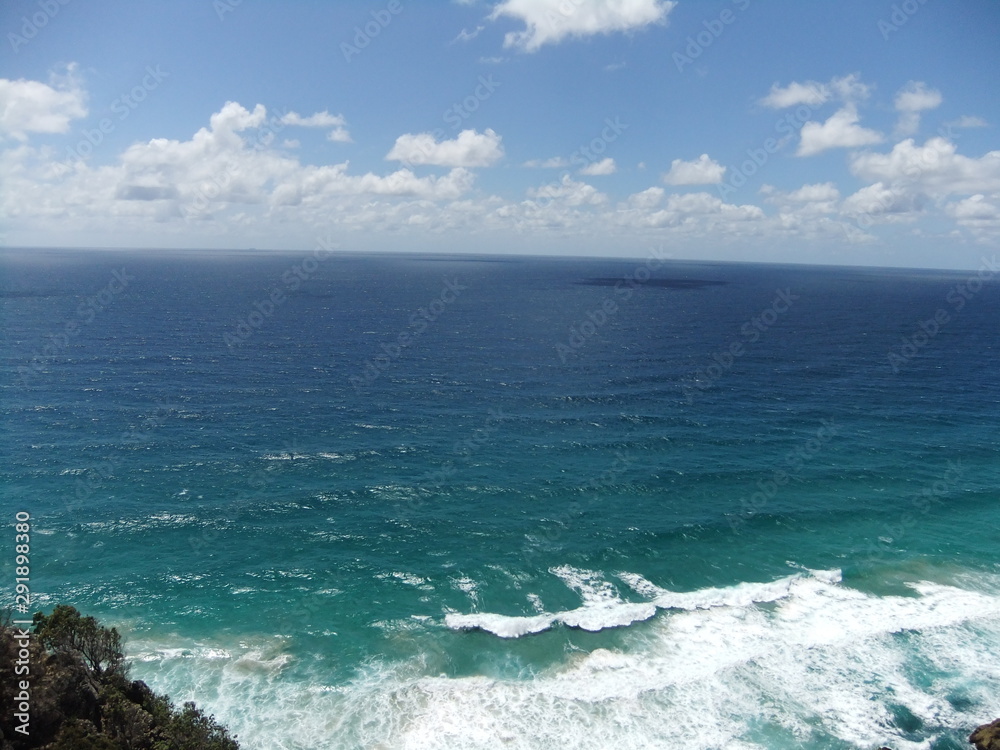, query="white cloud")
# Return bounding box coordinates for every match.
[0,100,480,244]
[453,25,485,42]
[663,154,725,185]
[829,74,872,103]
[280,110,352,143]
[850,137,1000,196]
[1,74,995,263]
[386,128,503,167]
[894,82,942,136]
[785,182,840,202]
[759,74,870,110]
[763,181,840,213]
[636,191,765,229]
[797,106,883,156]
[946,193,1000,238]
[579,157,616,175]
[527,174,606,205]
[207,101,268,137]
[841,182,919,220]
[627,186,663,208]
[759,80,830,109]
[0,64,87,141]
[947,115,988,129]
[894,81,942,114]
[280,111,345,128]
[523,156,569,168]
[490,0,675,52]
